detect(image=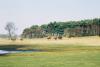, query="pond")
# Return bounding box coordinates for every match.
[10,49,43,53]
[0,49,44,55]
